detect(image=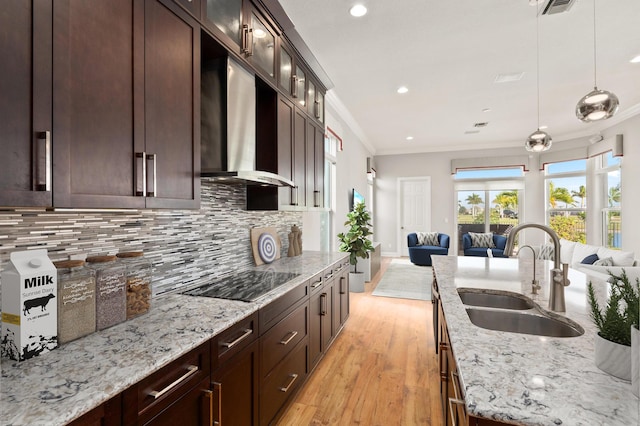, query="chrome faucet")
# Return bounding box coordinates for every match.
[516,245,541,295]
[504,223,570,312]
